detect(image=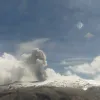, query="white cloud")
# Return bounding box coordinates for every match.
[60,57,91,66]
[45,68,62,79]
[16,38,49,55]
[64,56,100,80]
[0,53,22,84]
[84,33,94,39]
[60,60,86,66]
[94,75,100,81]
[64,70,73,76]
